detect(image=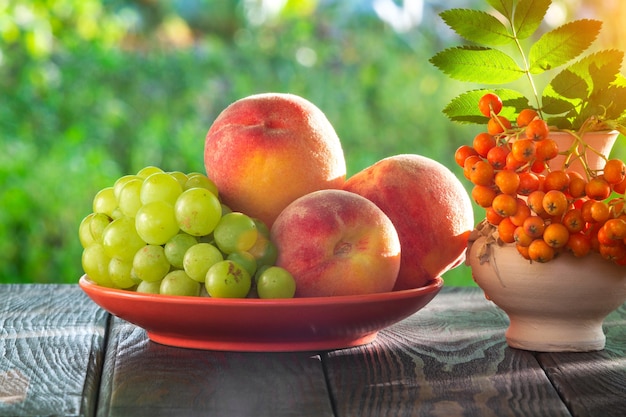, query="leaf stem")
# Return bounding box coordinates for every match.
[512,32,542,117]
